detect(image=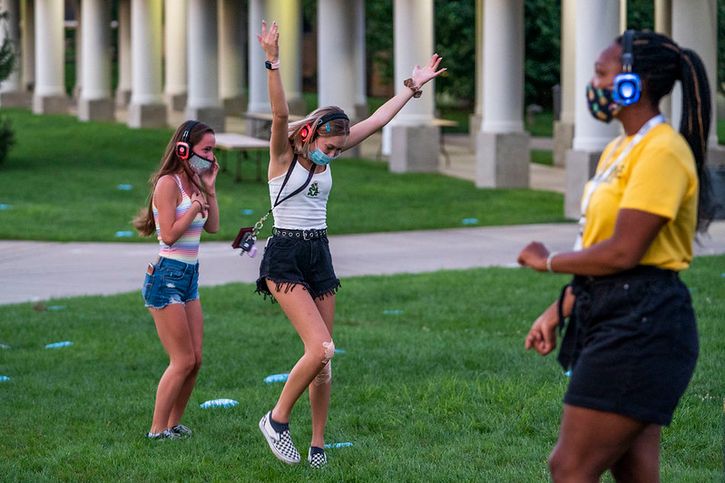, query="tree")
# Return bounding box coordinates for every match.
[0,10,16,166]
